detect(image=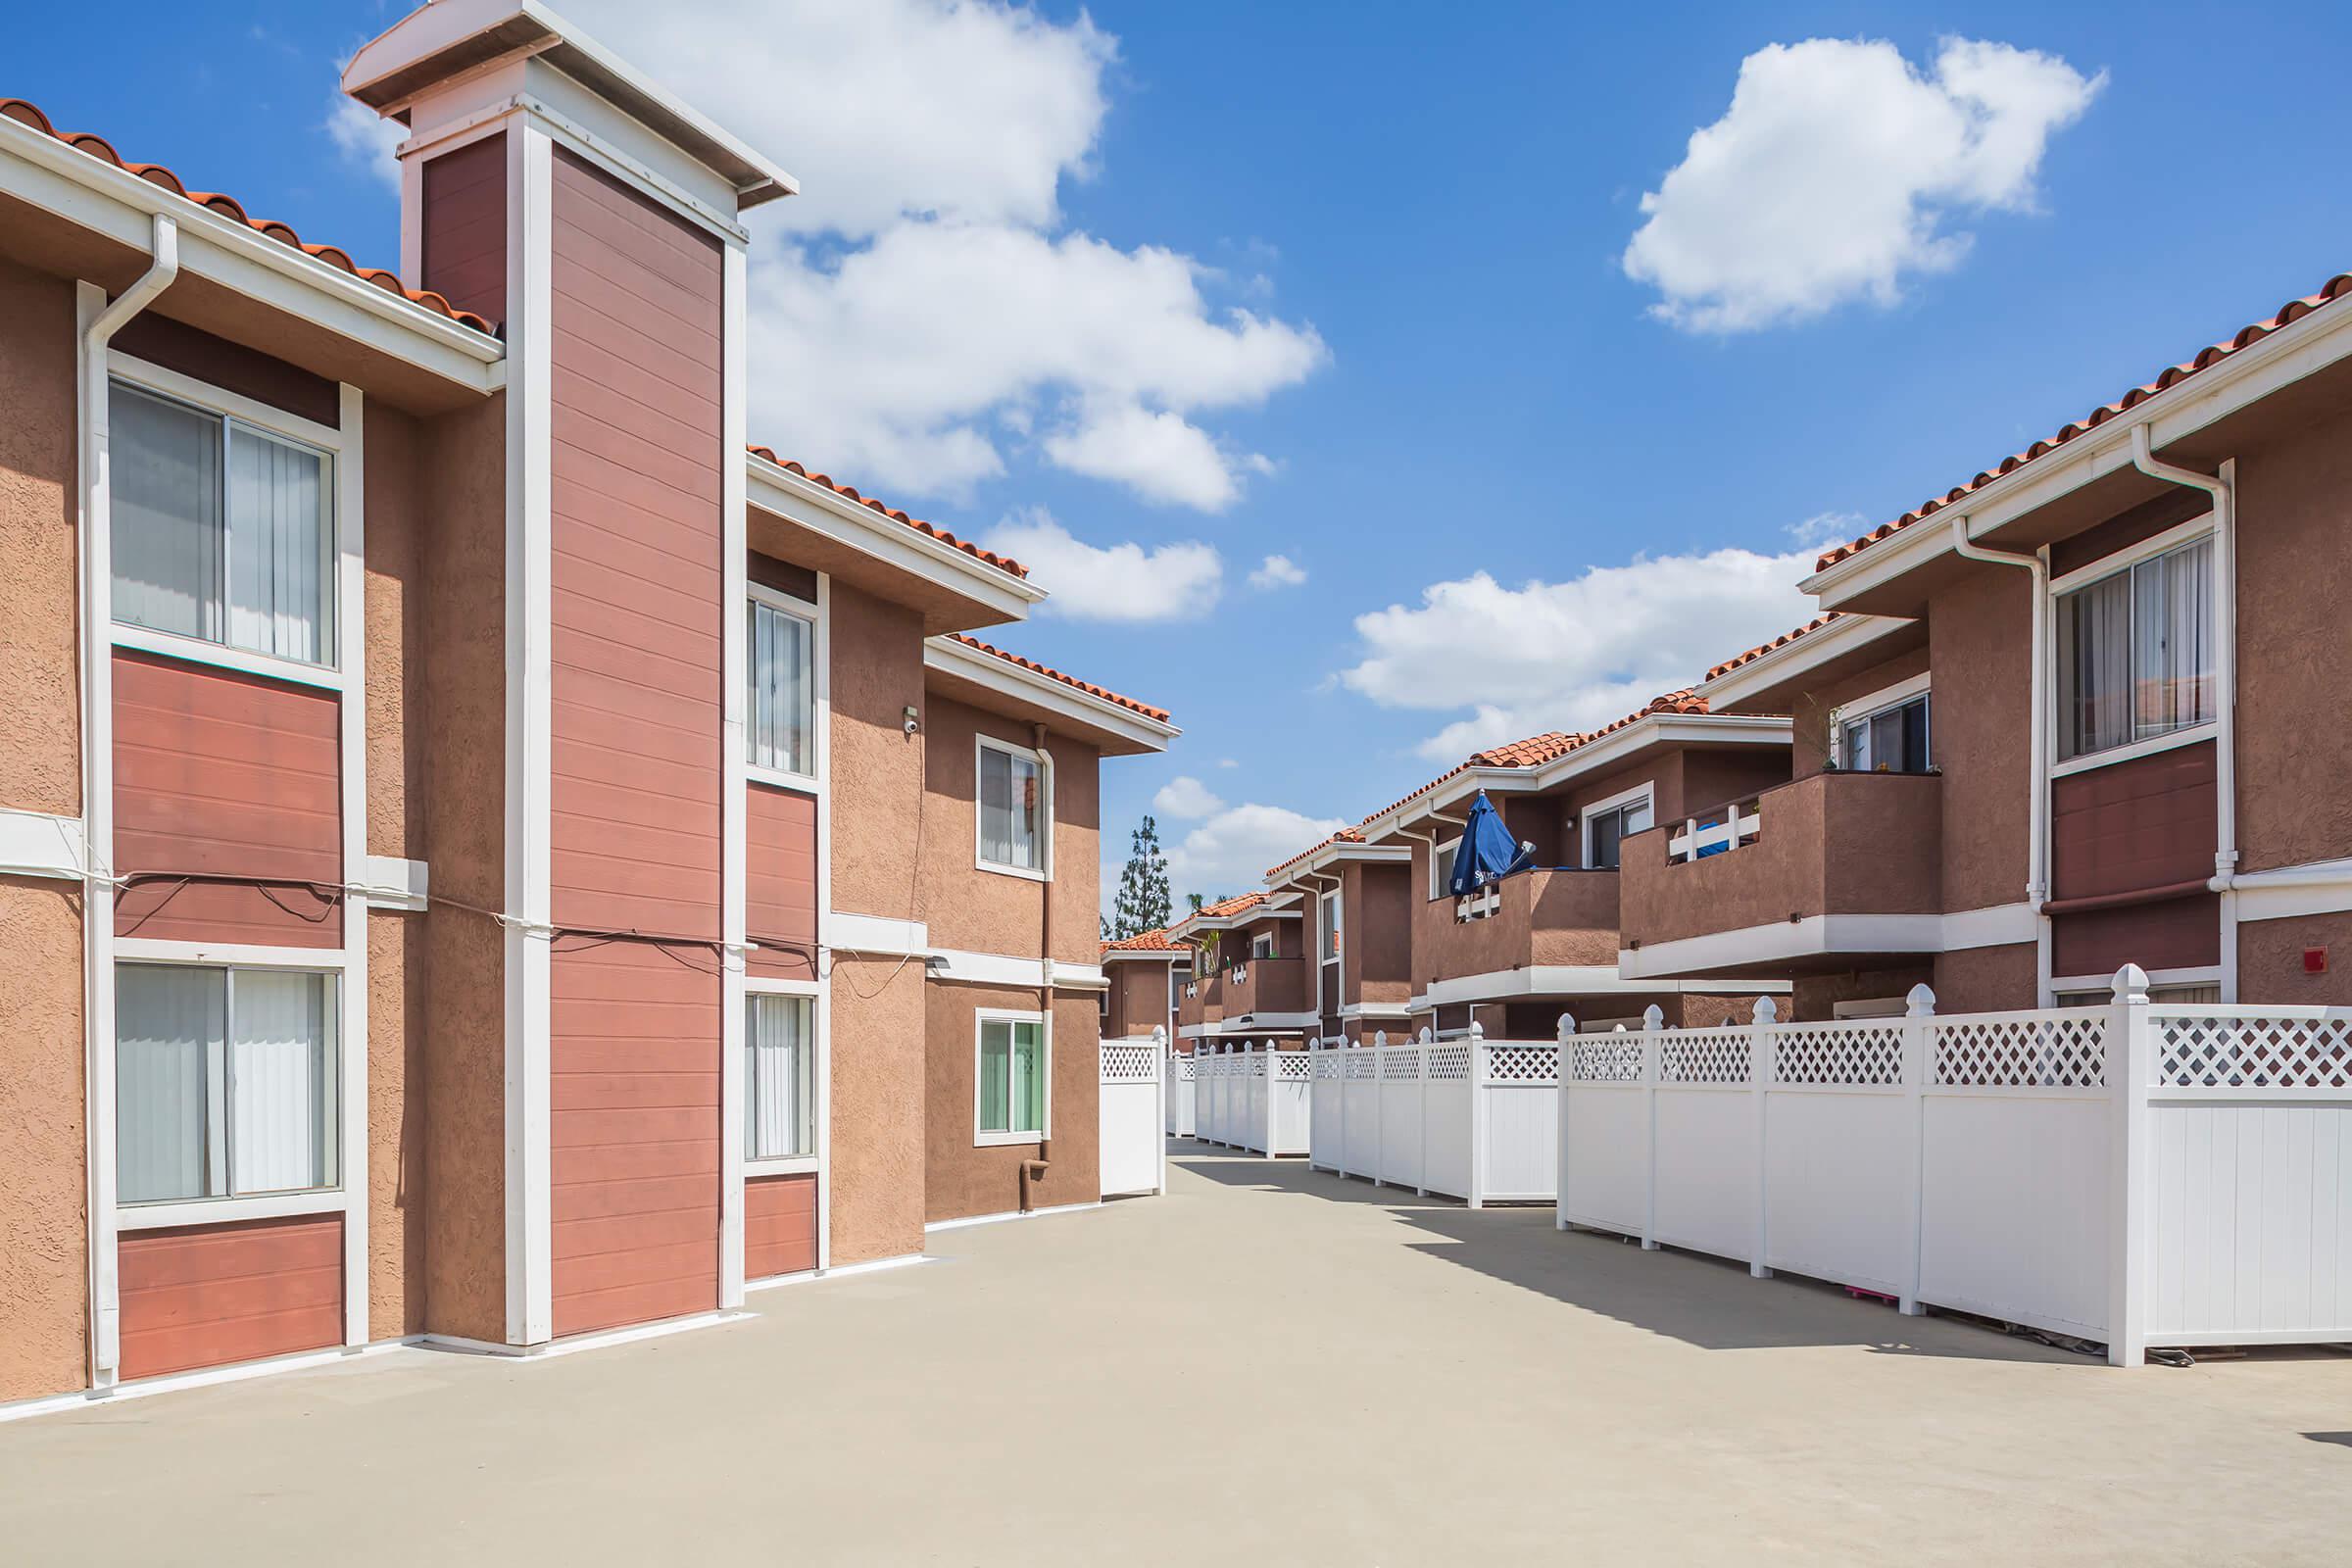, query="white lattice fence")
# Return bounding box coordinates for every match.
[1165,1050,1196,1137]
[1099,1033,1165,1199]
[1300,1030,1560,1205]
